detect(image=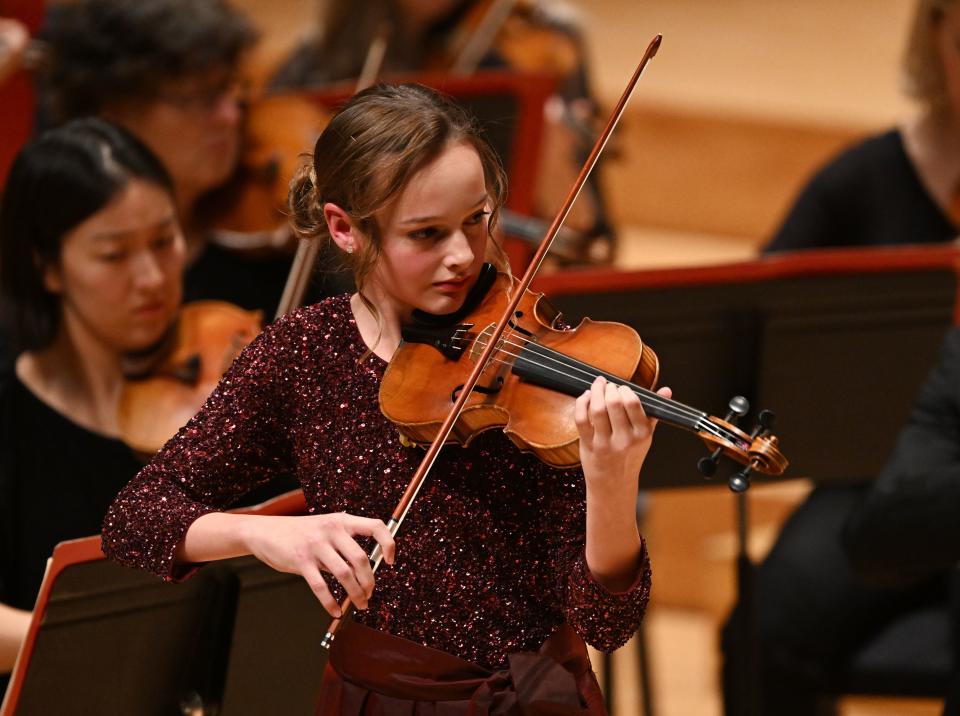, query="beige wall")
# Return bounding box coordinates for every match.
[580,0,917,127]
[239,0,920,126]
[236,0,925,257]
